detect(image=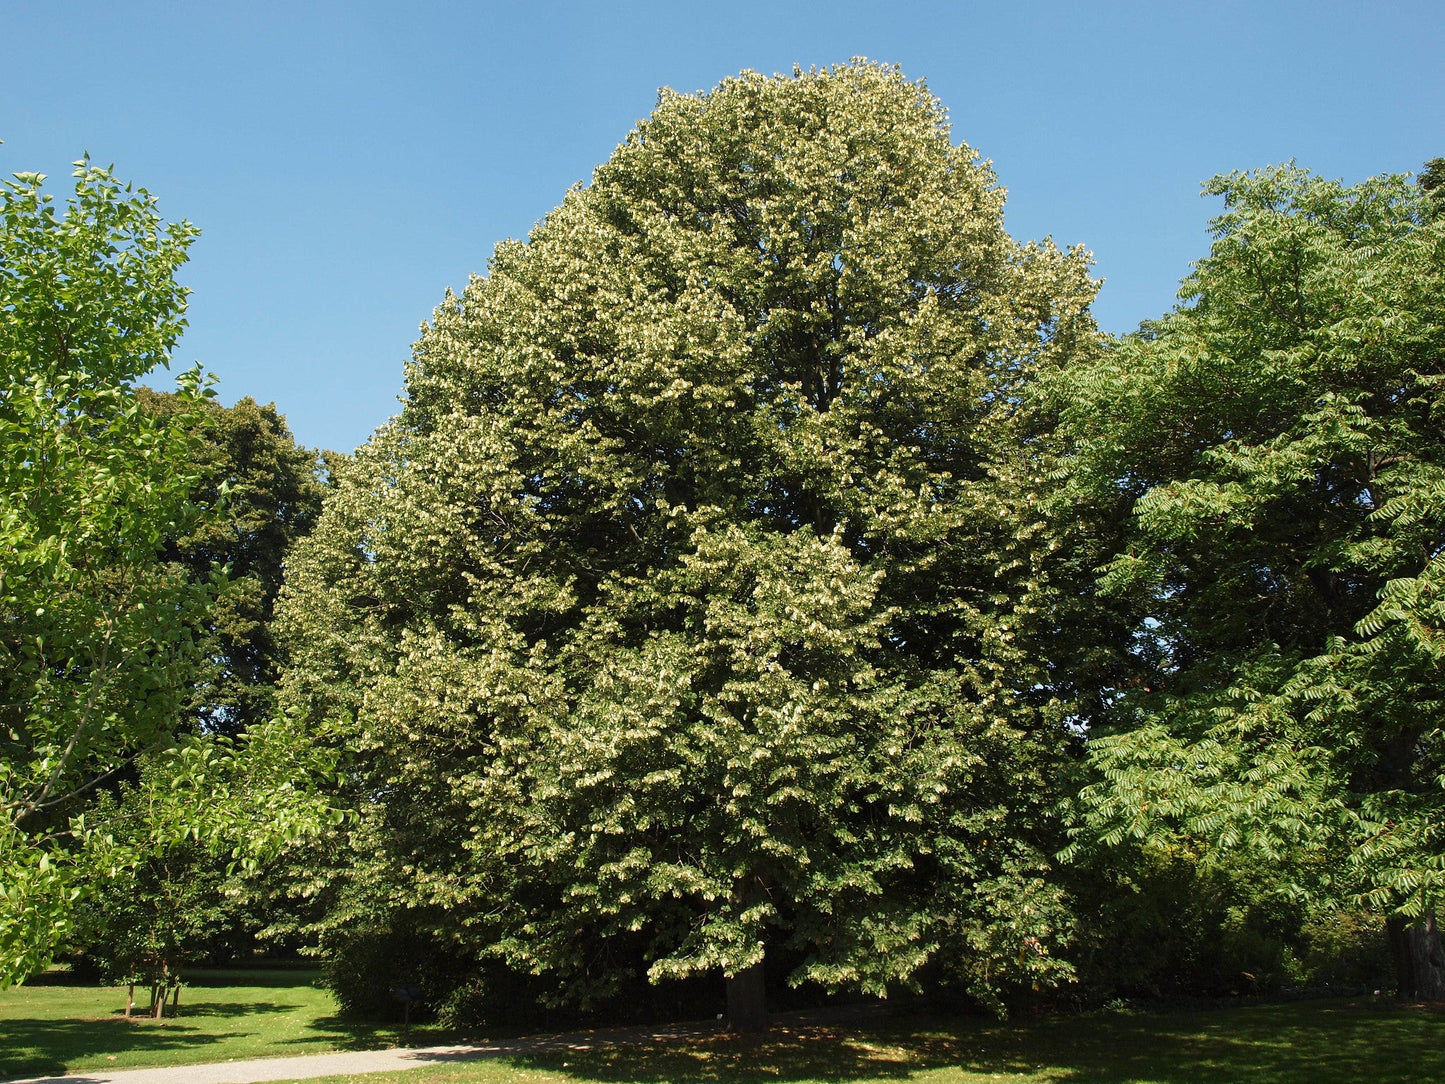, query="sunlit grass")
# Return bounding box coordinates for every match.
[0,966,419,1079]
